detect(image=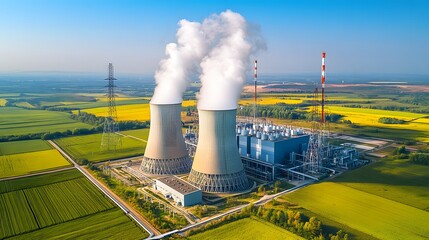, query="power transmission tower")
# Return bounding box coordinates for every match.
[305,88,321,173]
[100,63,121,152]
